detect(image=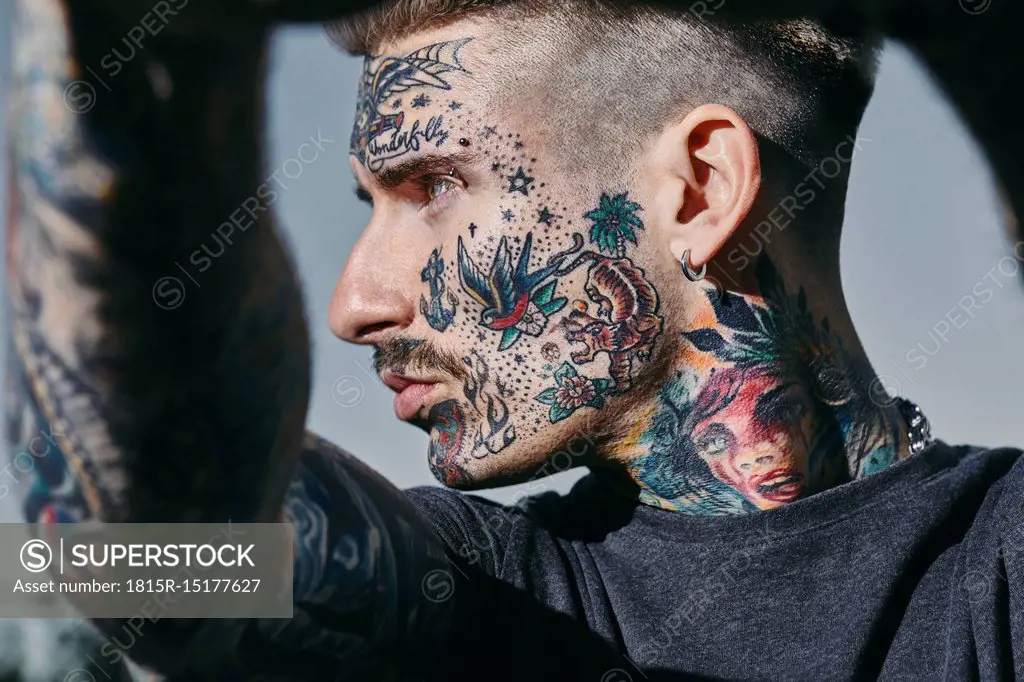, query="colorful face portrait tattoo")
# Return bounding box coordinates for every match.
[626,256,907,513]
